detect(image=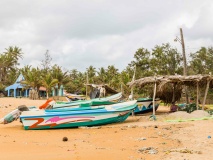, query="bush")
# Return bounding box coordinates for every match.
[178,103,201,113]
